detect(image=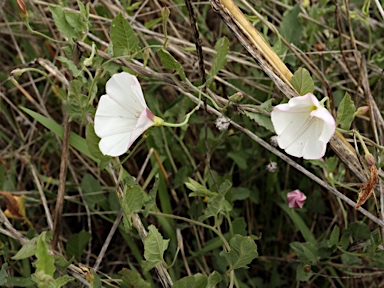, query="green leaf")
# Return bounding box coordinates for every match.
[85,124,111,169]
[12,237,38,260]
[207,271,222,288]
[220,235,258,273]
[120,269,150,288]
[242,110,275,133]
[0,263,8,285]
[56,56,82,78]
[228,151,248,170]
[349,221,371,241]
[119,183,149,230]
[291,68,314,95]
[20,107,95,161]
[35,232,55,277]
[49,4,88,41]
[142,225,170,271]
[65,230,91,261]
[157,48,186,81]
[200,195,228,221]
[336,92,355,130]
[280,4,303,45]
[295,263,313,282]
[207,37,229,87]
[339,228,352,250]
[185,178,218,198]
[173,274,207,288]
[229,187,250,201]
[90,270,102,288]
[110,13,140,57]
[54,275,74,287]
[290,242,319,265]
[341,253,362,266]
[329,225,340,247]
[81,174,106,210]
